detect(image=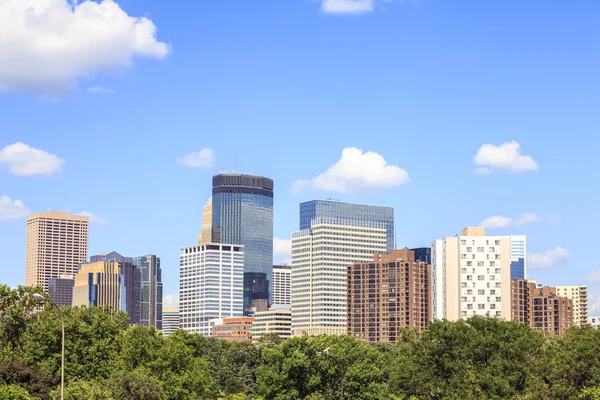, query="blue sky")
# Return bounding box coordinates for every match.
[1,0,599,311]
